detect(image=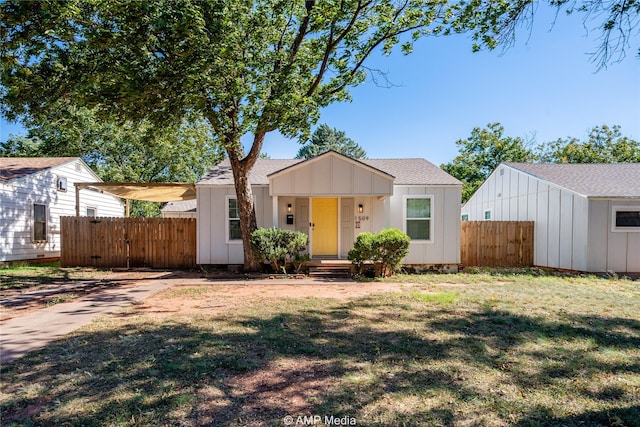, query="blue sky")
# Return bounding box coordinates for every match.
[1,4,639,167]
